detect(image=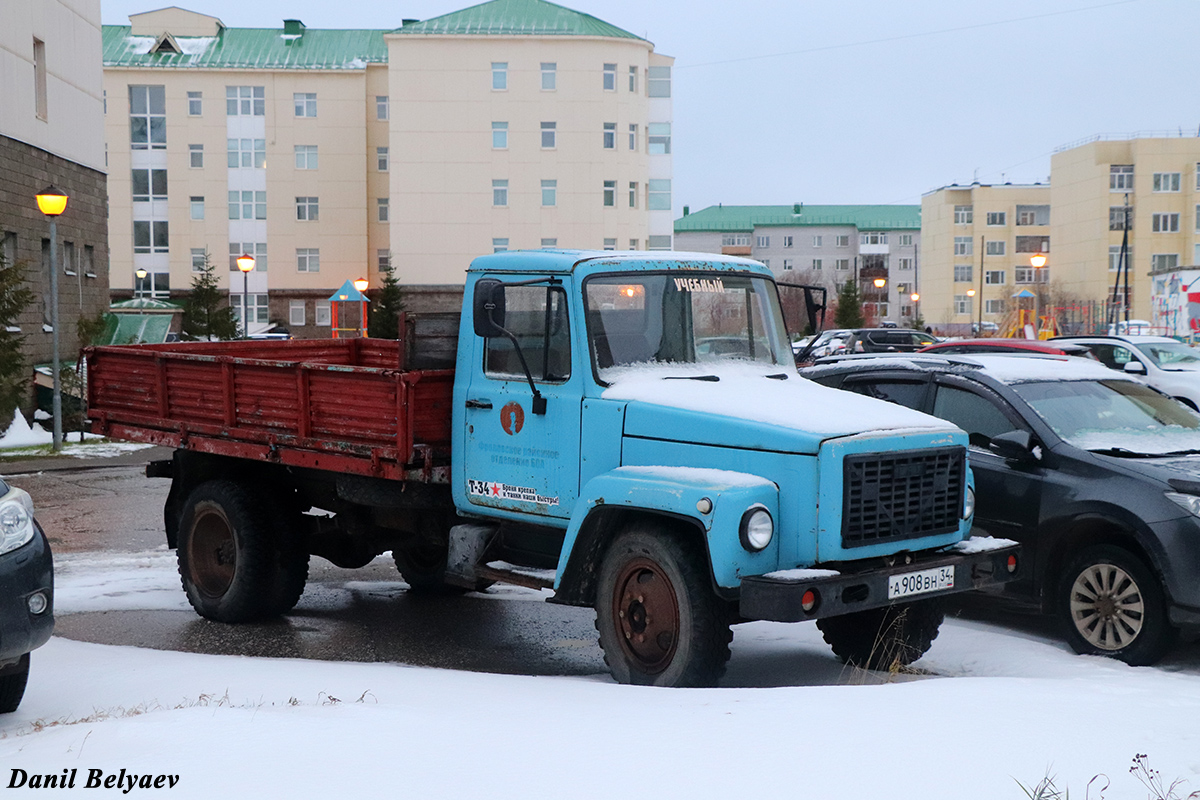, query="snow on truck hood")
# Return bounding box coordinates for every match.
[601,362,957,452]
